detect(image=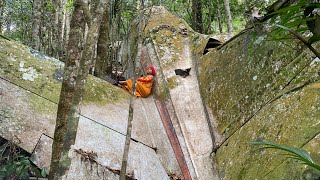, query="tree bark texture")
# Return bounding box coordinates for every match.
[52,0,63,59]
[49,2,83,179]
[191,0,203,33]
[223,0,233,36]
[63,9,71,60]
[49,0,107,178]
[96,3,111,78]
[216,0,223,33]
[204,1,214,34]
[31,0,42,50]
[0,0,4,34]
[39,0,50,53]
[48,1,85,179]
